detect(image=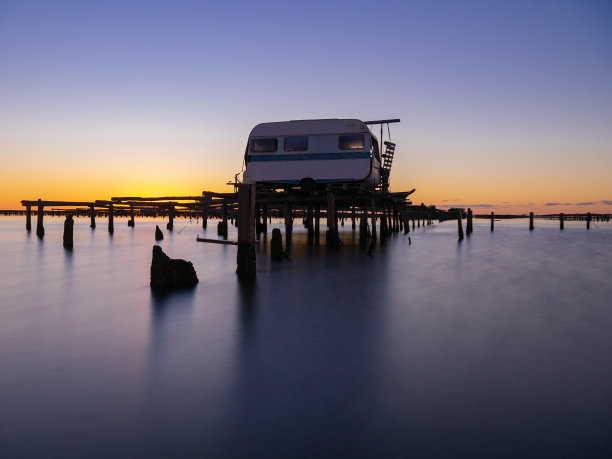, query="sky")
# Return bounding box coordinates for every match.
[1,0,611,213]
